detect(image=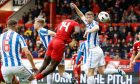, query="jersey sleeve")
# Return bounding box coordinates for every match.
[82,19,88,25]
[39,28,49,36]
[18,35,27,48]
